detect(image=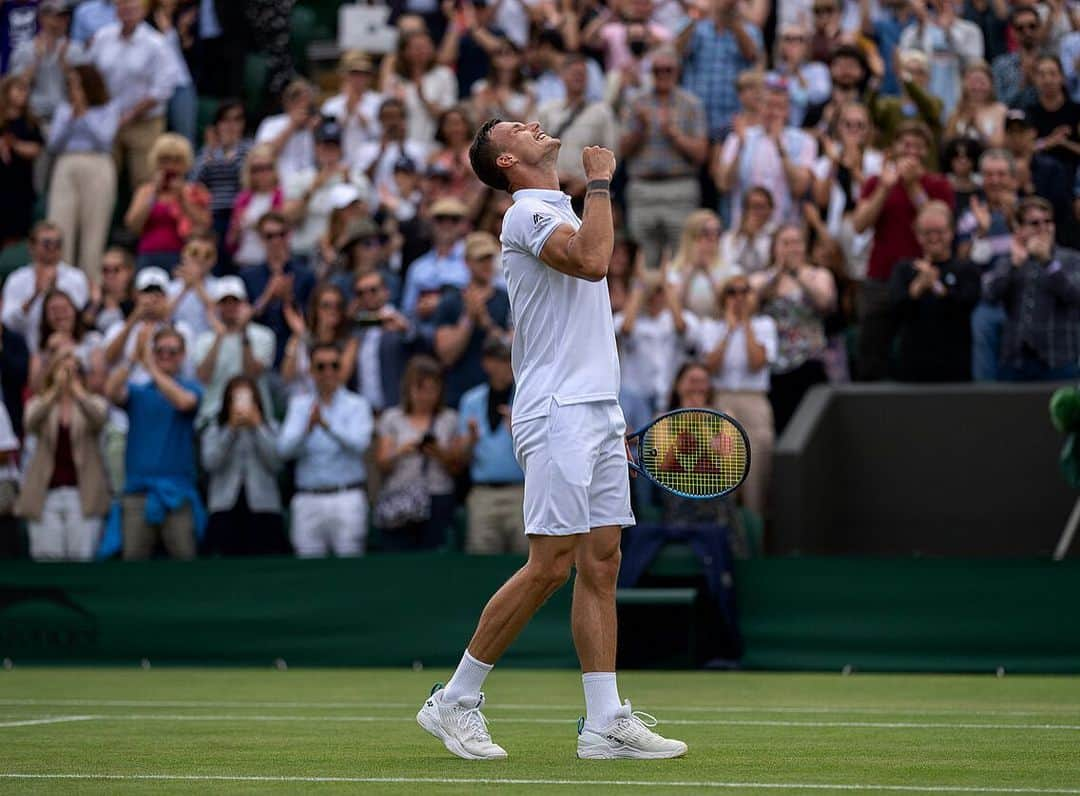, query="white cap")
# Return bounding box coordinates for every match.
[328,183,361,210]
[135,267,170,292]
[213,276,248,303]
